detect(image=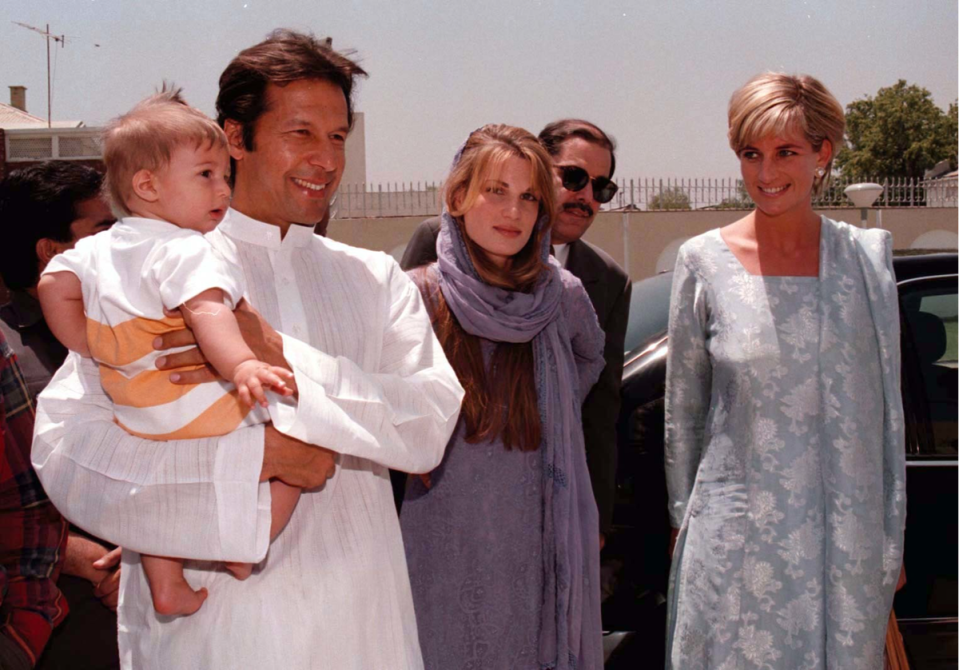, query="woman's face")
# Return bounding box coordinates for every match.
[738,127,831,219]
[461,156,541,268]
